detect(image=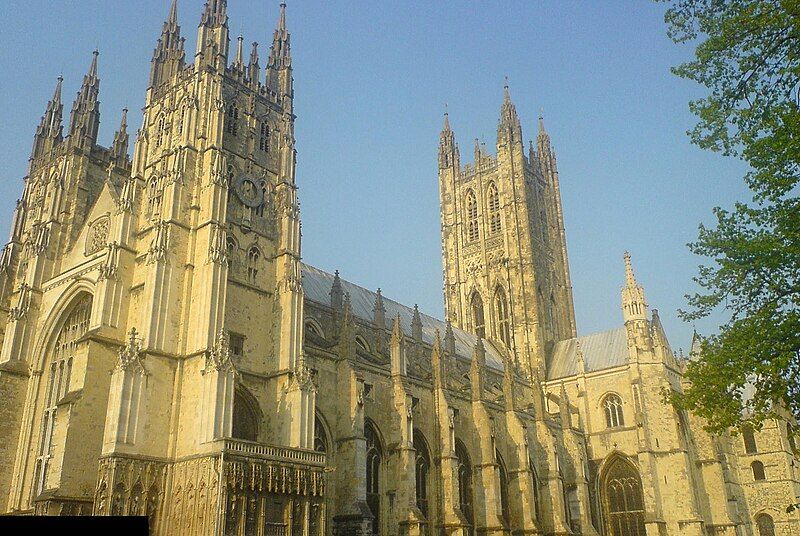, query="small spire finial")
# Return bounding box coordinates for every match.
[624,251,637,287]
[443,103,451,131]
[168,0,178,23]
[89,49,99,77]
